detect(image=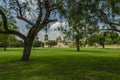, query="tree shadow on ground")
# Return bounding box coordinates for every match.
[1,54,120,80]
